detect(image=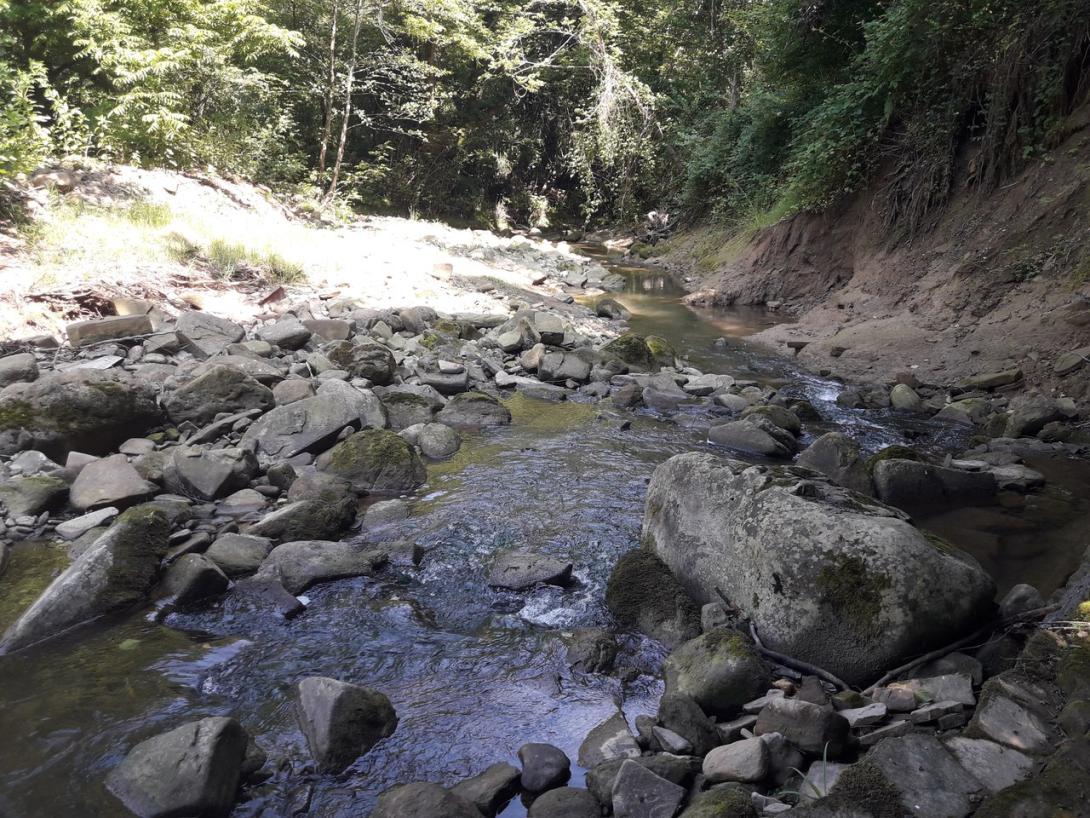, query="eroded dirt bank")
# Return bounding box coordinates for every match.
[656,104,1090,404]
